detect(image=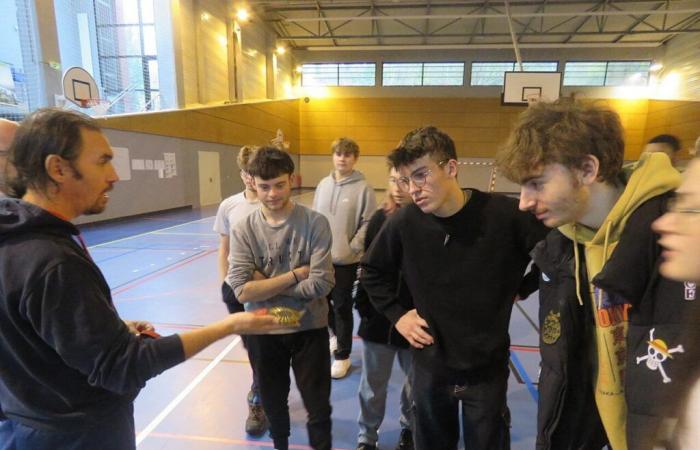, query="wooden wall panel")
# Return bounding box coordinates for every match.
[644,100,700,161]
[300,97,650,158]
[98,99,300,153]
